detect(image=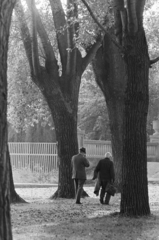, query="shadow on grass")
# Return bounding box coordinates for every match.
[41,211,159,240]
